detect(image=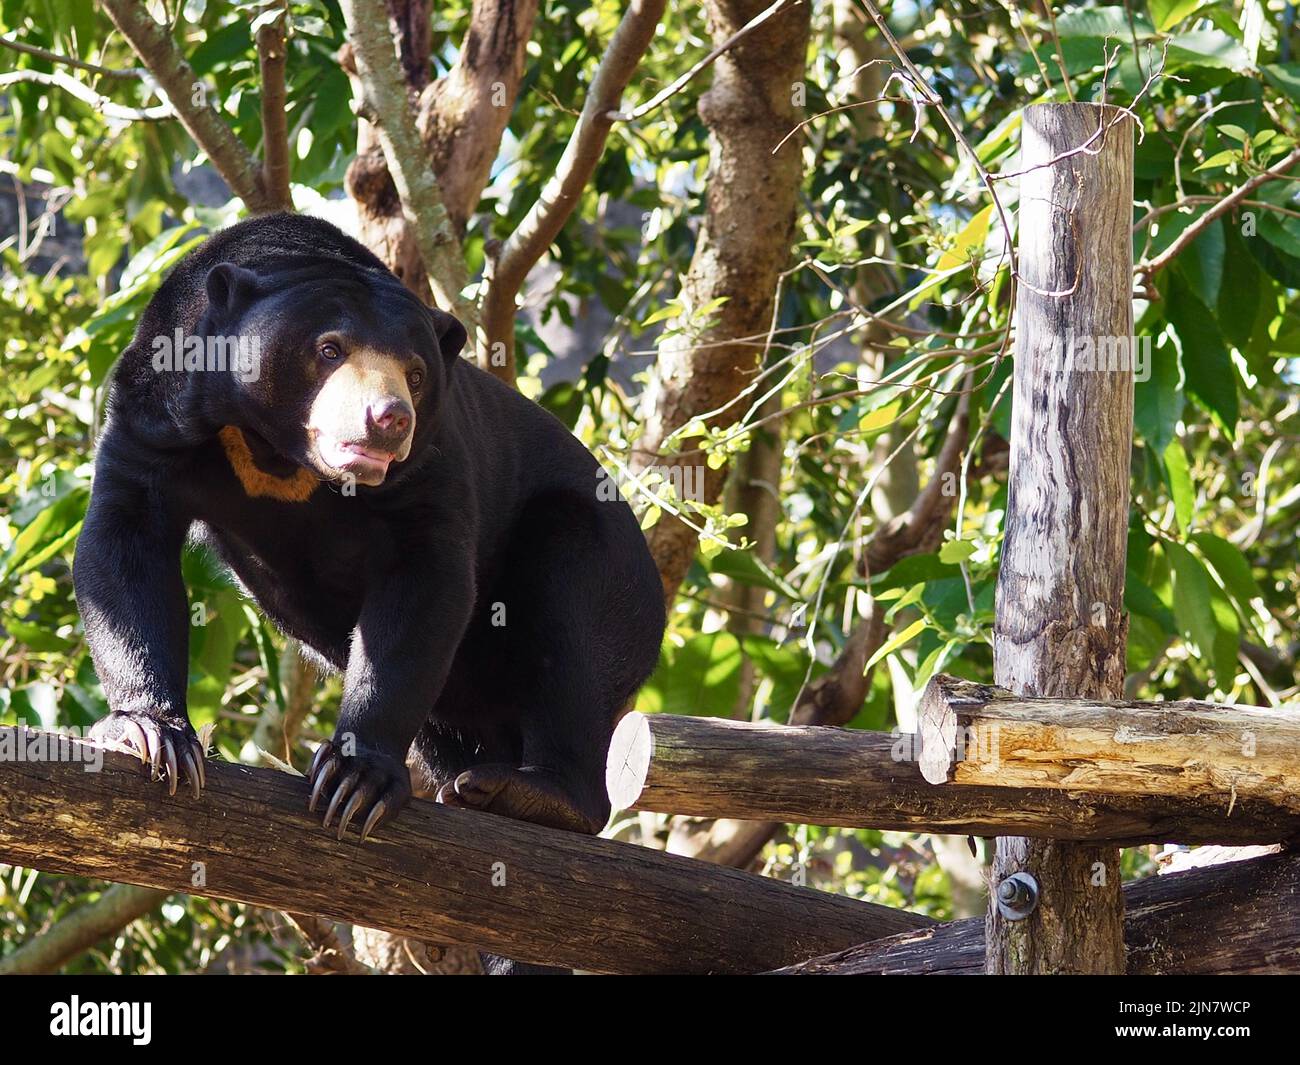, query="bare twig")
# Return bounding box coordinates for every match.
[0,34,148,78]
[1138,145,1300,279]
[1134,195,1300,231]
[608,0,800,121]
[0,69,172,121]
